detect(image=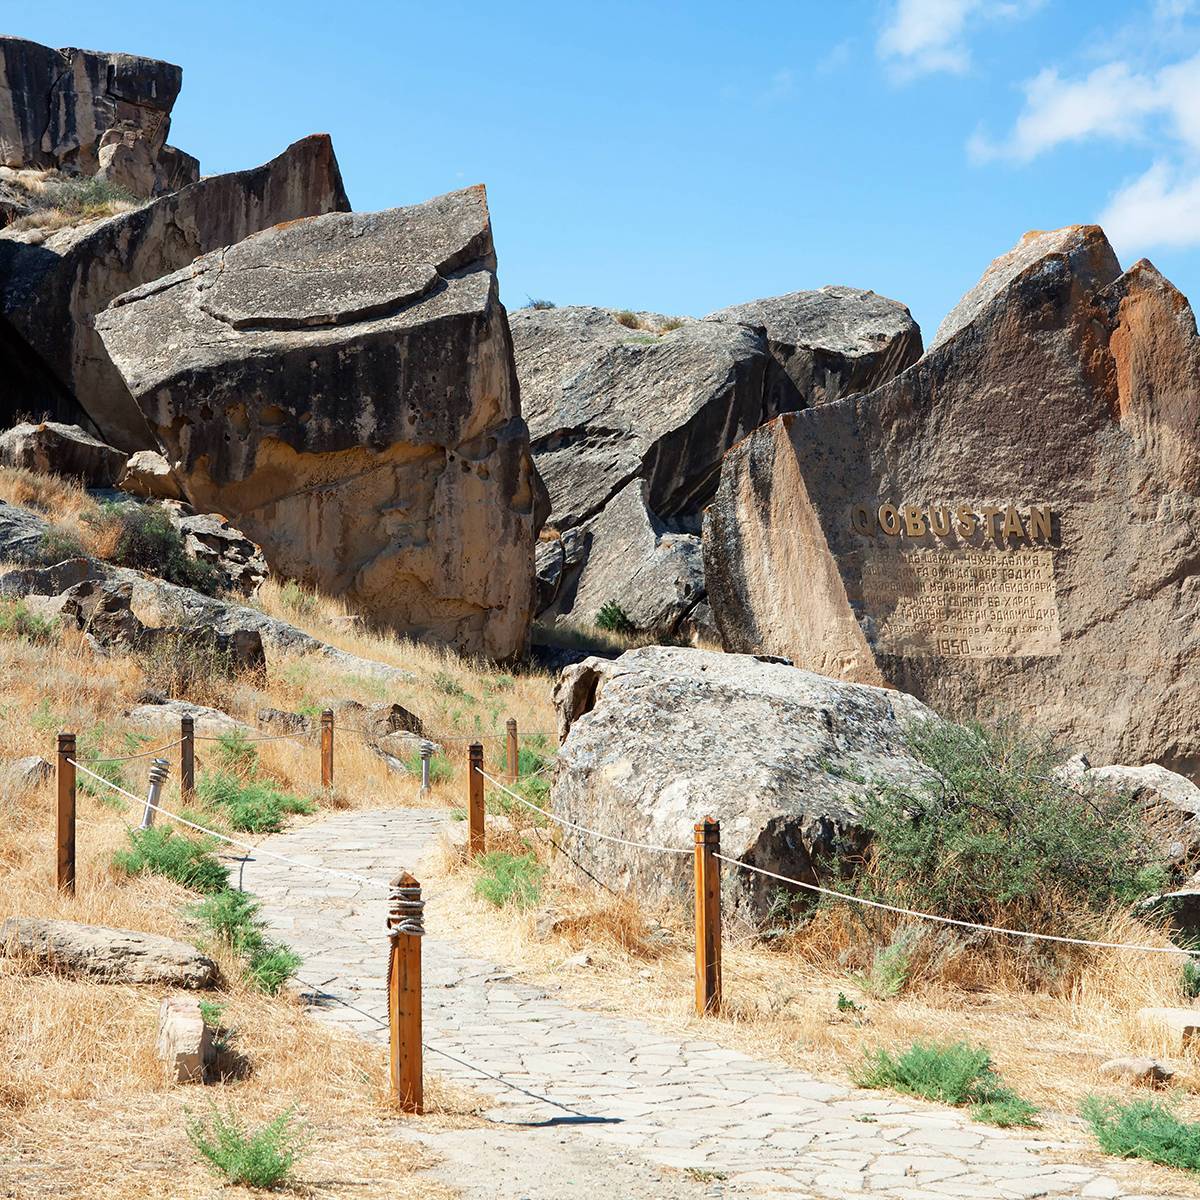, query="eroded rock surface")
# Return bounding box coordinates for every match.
[552,645,937,917]
[513,294,919,637]
[0,37,191,193]
[704,225,1200,774]
[0,134,351,449]
[0,420,125,485]
[97,186,543,659]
